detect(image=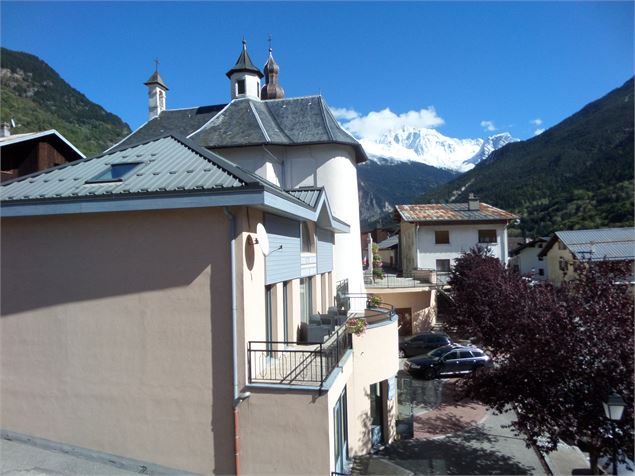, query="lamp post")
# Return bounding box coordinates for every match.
[602,390,625,476]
